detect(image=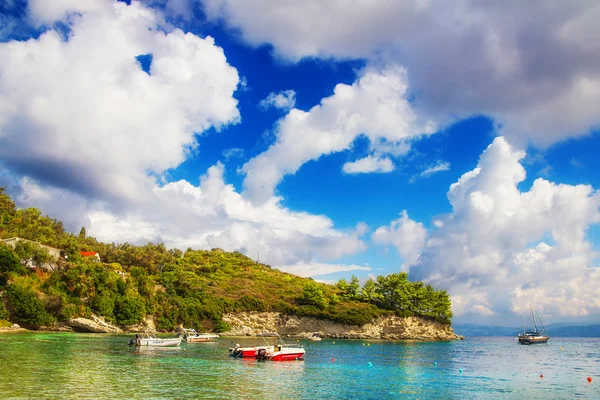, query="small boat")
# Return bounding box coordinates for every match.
[308,333,322,341]
[229,334,305,361]
[129,332,182,347]
[517,307,549,345]
[182,328,219,343]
